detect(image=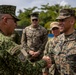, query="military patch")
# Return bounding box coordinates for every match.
[18,52,26,62]
[9,45,21,55]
